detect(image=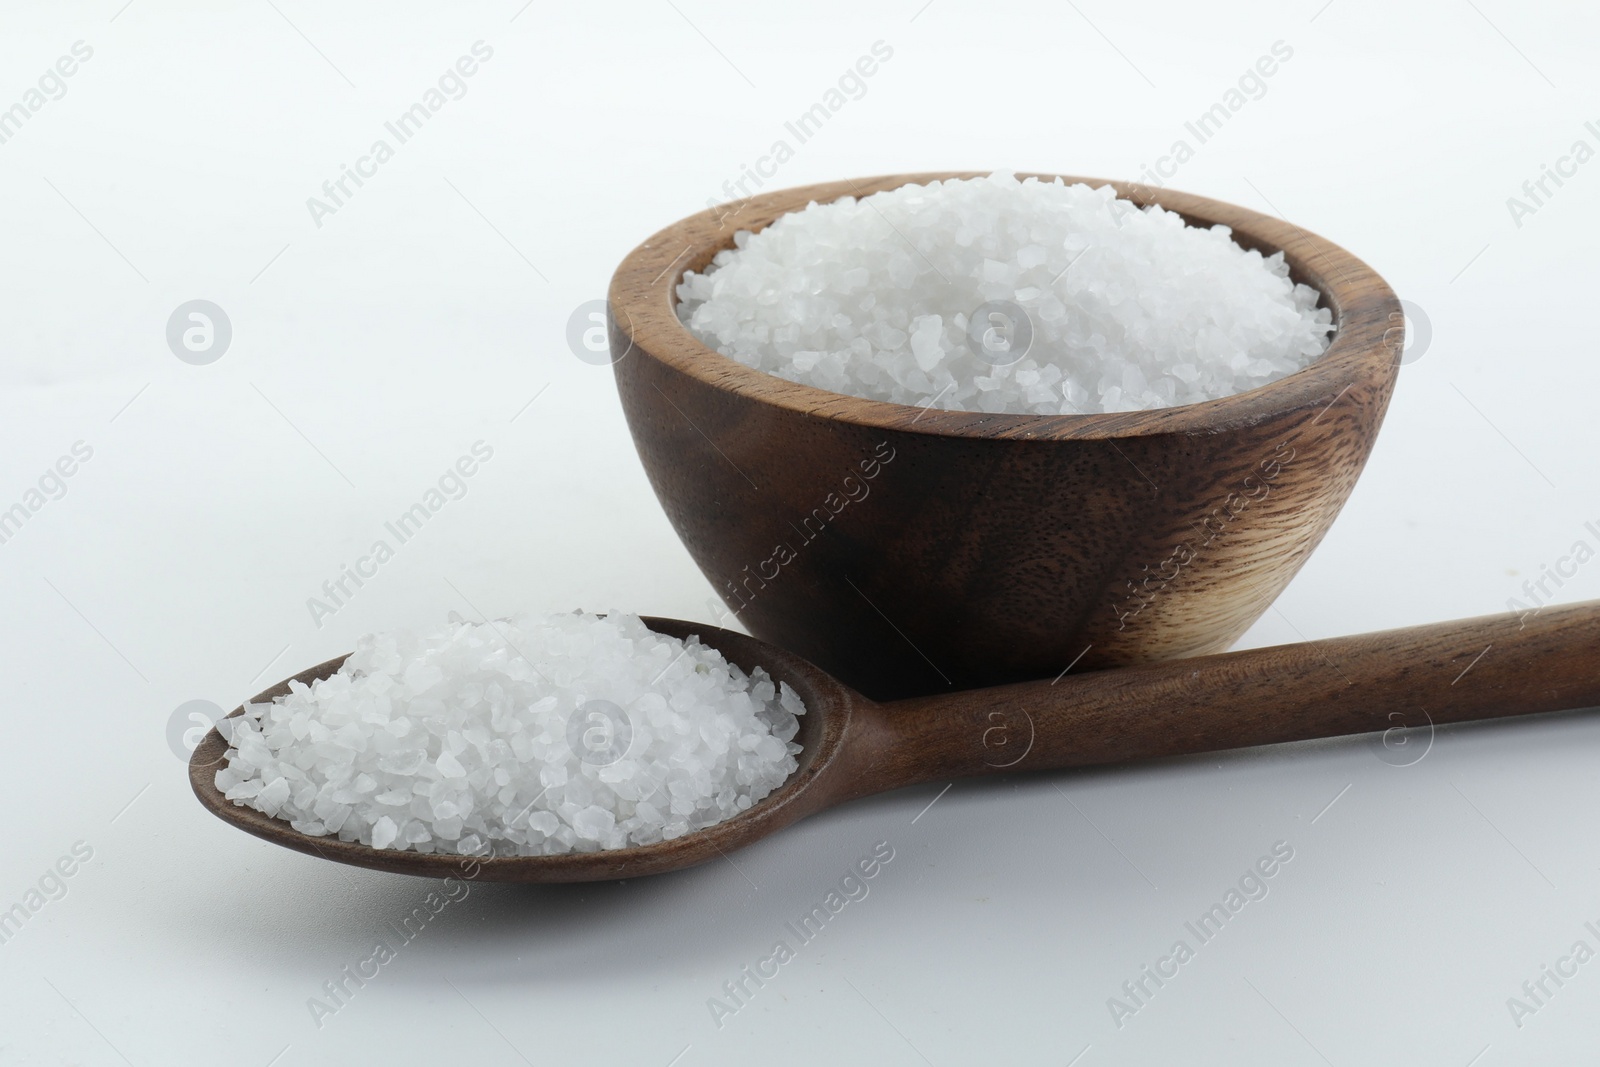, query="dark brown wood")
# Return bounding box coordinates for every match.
[609,172,1402,699]
[836,599,1600,796]
[192,604,1600,883]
